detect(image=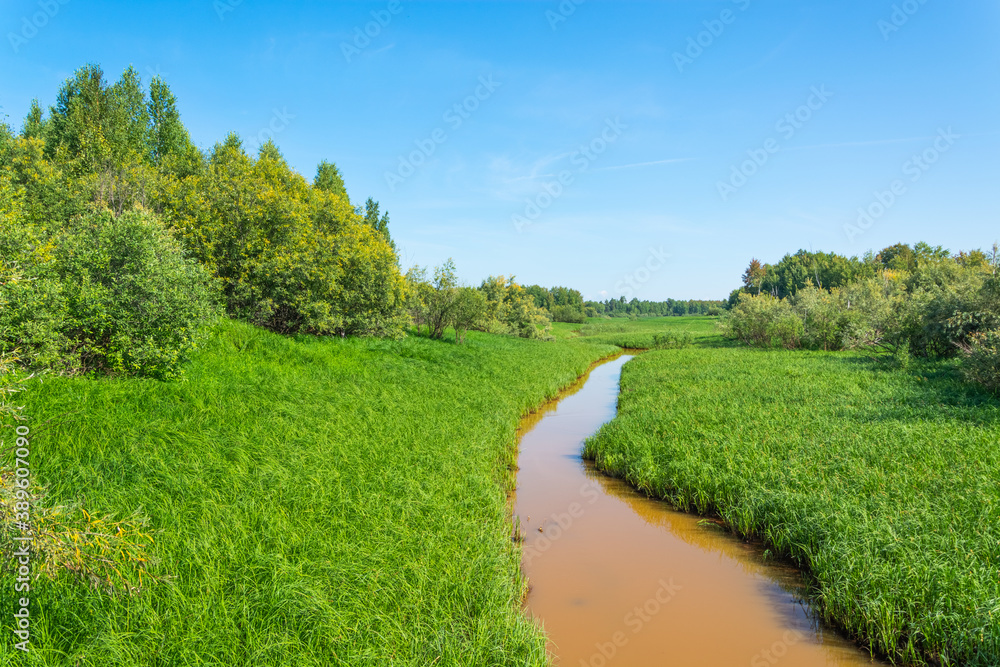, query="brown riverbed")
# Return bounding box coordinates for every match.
[514,354,887,667]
